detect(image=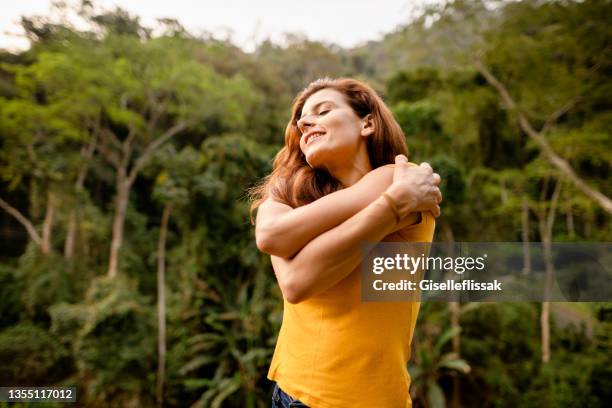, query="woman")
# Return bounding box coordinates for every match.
[250,78,442,408]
